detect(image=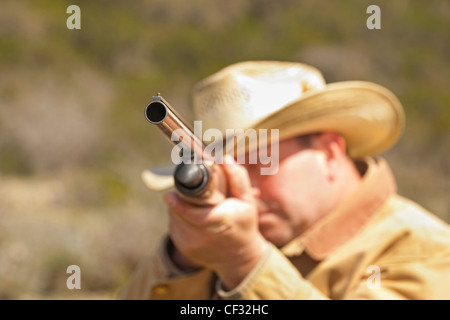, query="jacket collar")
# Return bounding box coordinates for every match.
[281,157,397,260]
